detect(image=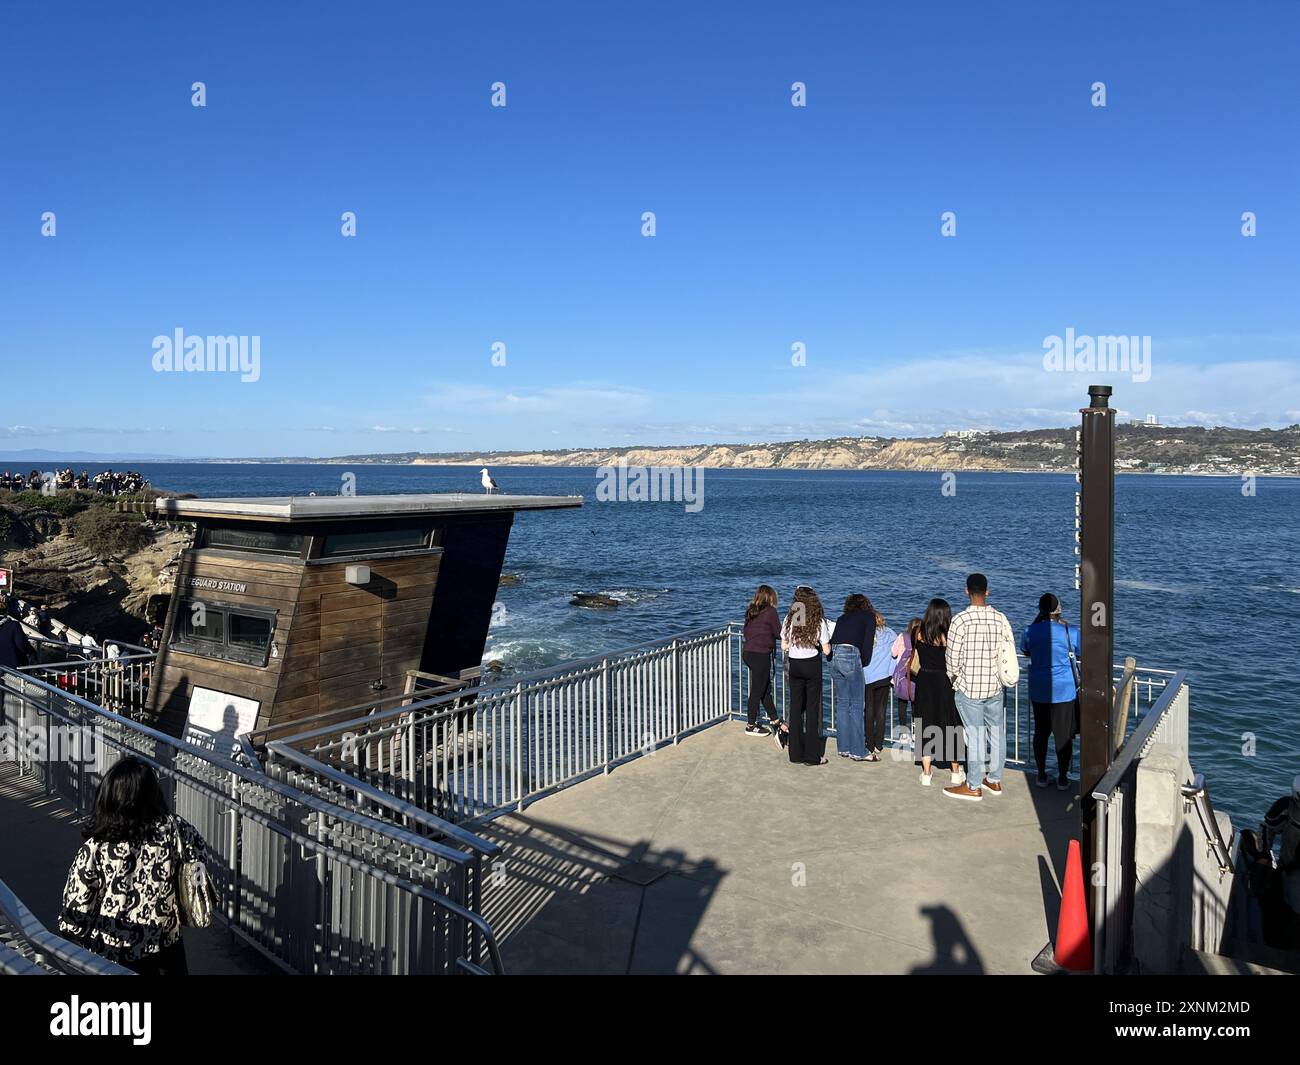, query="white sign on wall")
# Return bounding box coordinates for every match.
[184,686,260,757]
